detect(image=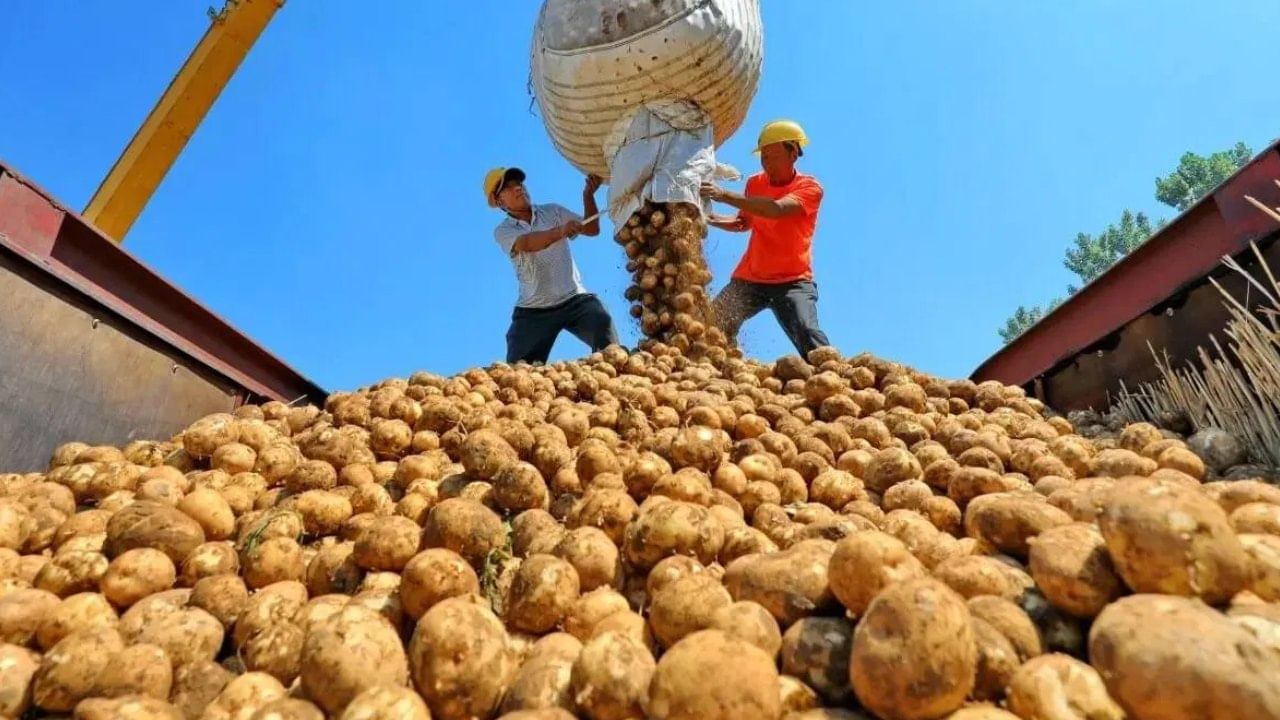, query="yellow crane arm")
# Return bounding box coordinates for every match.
[84,0,285,242]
